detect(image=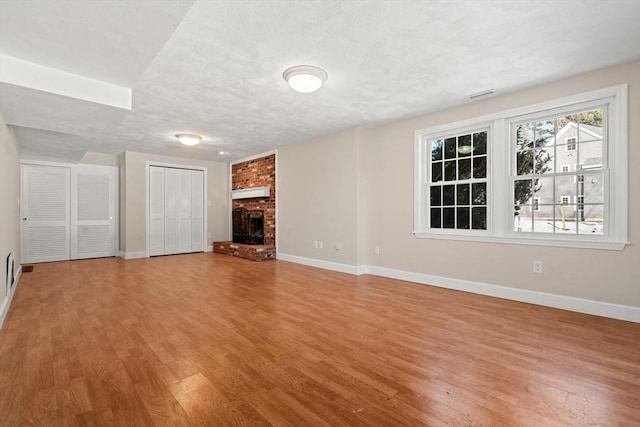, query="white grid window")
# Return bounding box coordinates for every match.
[415,84,627,250]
